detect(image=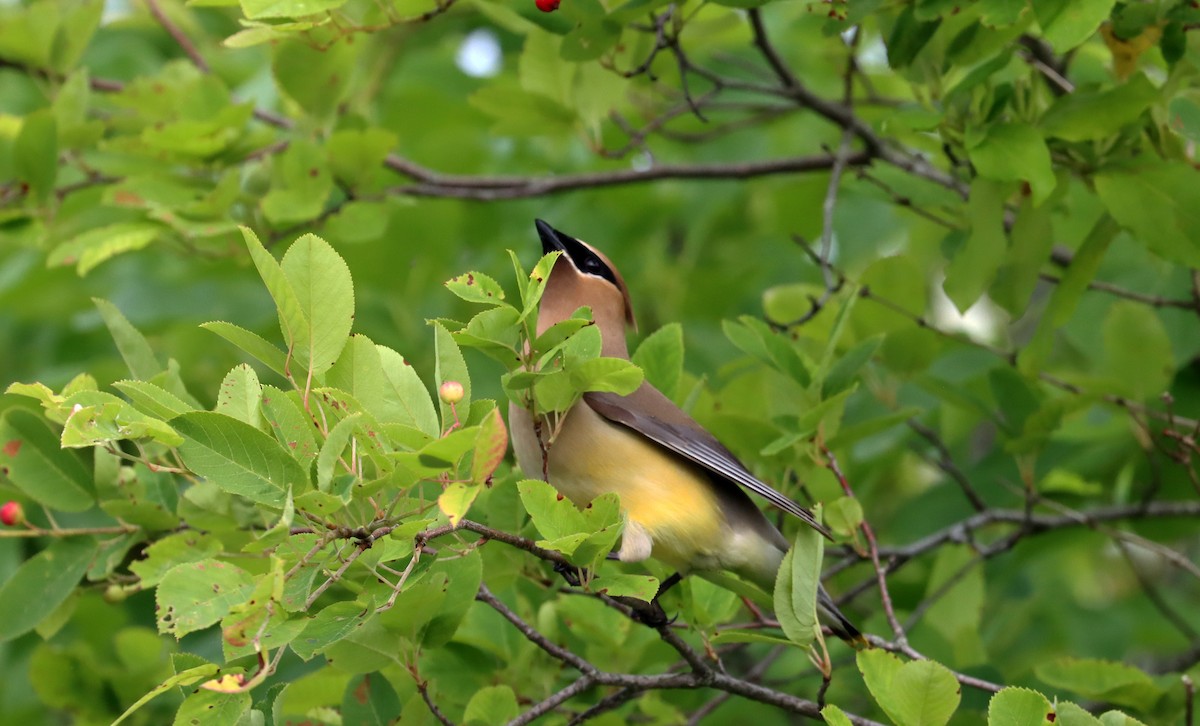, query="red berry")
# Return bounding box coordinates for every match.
[0,501,24,526]
[535,0,560,11]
